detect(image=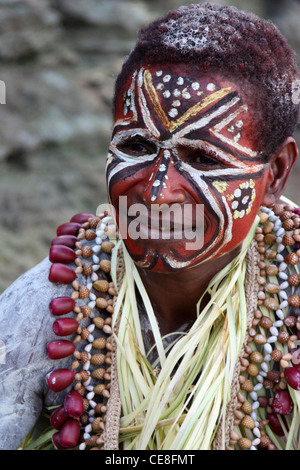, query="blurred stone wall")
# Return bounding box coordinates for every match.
[0,0,300,293]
